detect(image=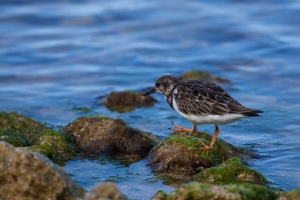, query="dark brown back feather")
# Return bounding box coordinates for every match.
[174,80,262,116]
